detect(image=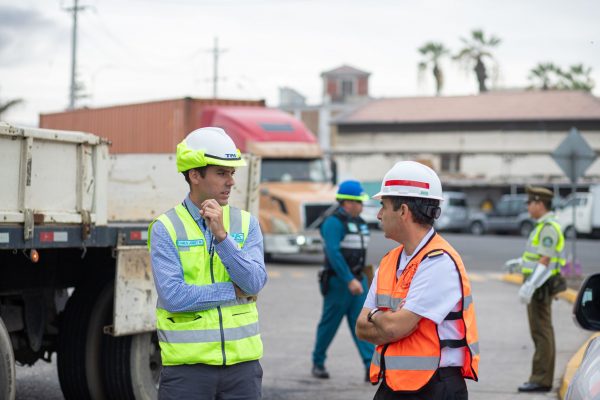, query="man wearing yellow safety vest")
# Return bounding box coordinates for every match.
[148,127,267,400]
[506,186,566,393]
[356,161,479,400]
